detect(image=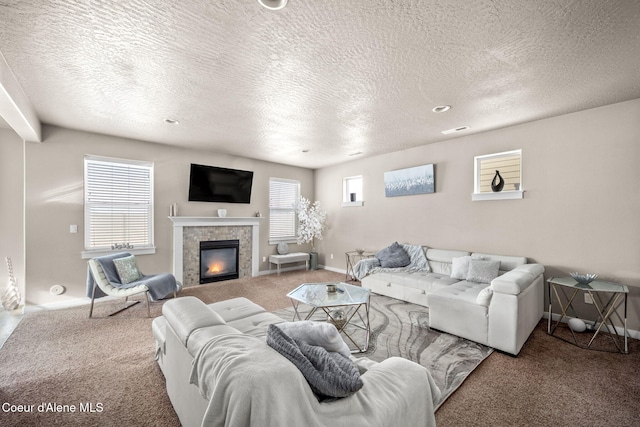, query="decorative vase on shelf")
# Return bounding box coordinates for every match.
[491,170,505,192]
